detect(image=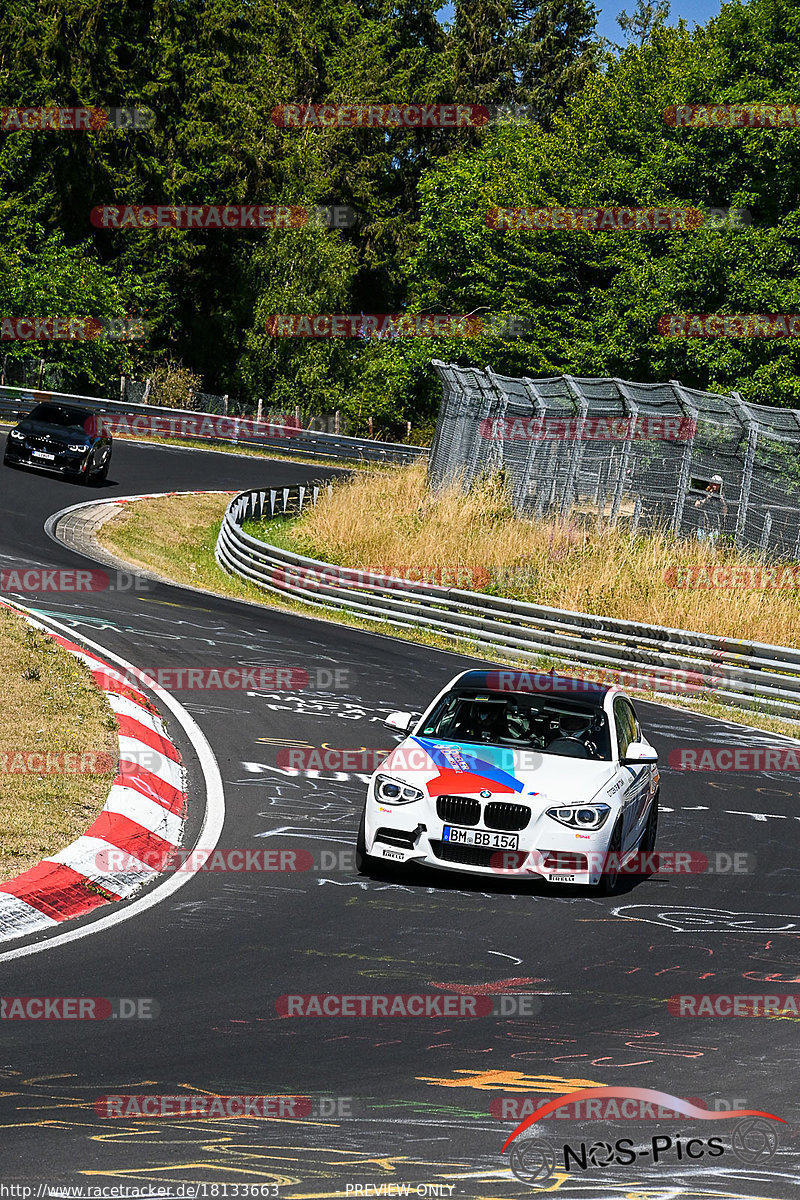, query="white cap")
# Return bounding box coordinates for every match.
[711,474,723,484]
